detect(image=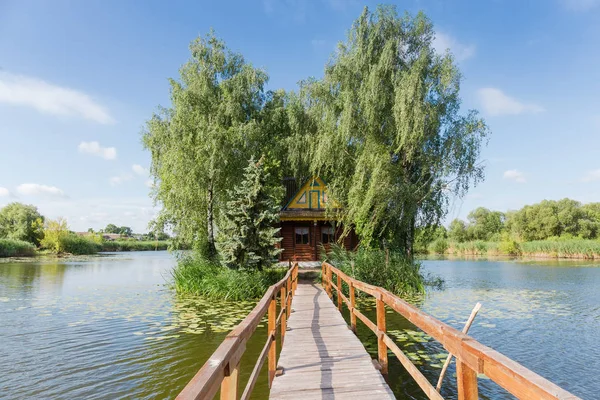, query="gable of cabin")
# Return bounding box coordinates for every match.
[283,176,329,211]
